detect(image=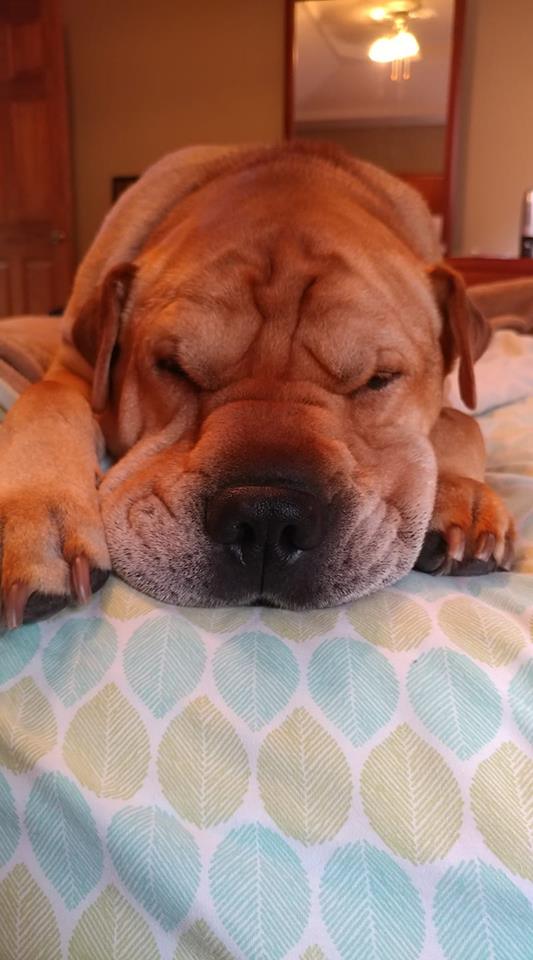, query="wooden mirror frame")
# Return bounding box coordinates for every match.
[283,0,533,285]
